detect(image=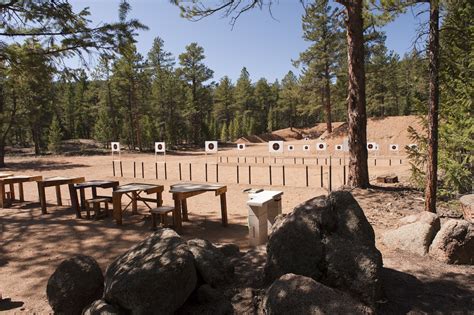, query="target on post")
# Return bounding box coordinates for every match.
[303,145,310,152]
[269,141,284,153]
[316,143,327,151]
[111,142,120,152]
[155,142,166,153]
[367,142,377,151]
[237,143,246,151]
[205,141,218,153]
[287,145,295,151]
[389,144,399,151]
